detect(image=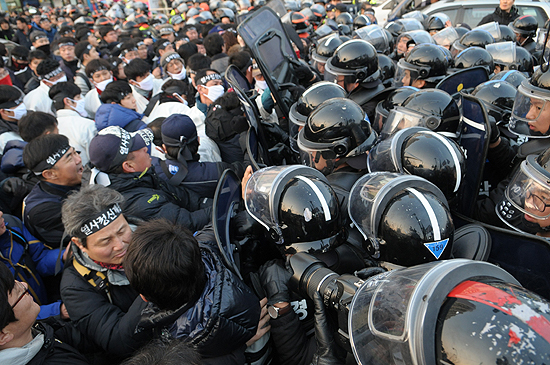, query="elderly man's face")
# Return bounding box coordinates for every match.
[75,215,132,265]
